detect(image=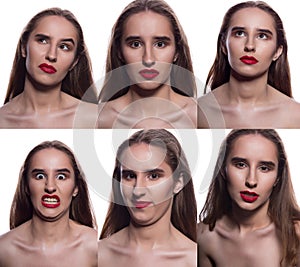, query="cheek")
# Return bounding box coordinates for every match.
[149,179,174,204]
[120,182,133,203]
